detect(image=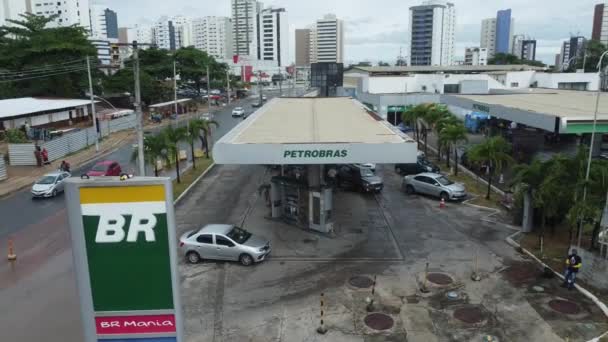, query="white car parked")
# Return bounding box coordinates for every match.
[232,107,245,117]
